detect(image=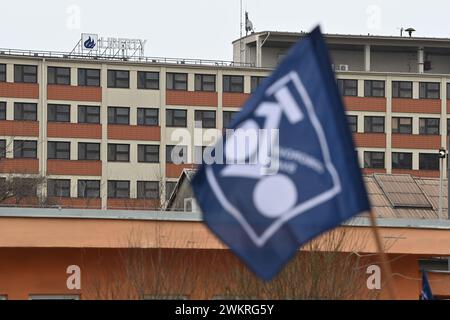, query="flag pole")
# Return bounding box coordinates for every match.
[368,210,397,299]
